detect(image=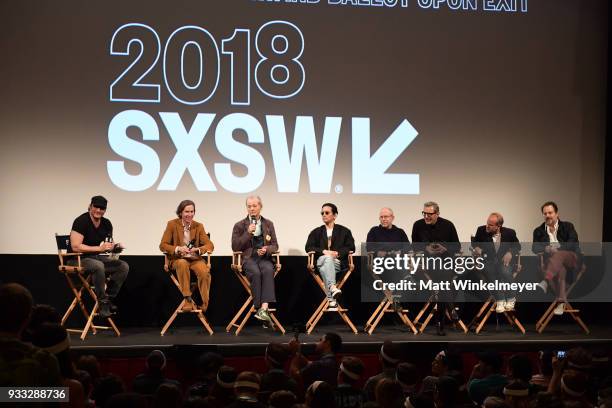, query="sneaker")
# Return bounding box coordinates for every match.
[328,300,338,311]
[331,286,342,300]
[495,301,506,313]
[98,301,112,318]
[553,302,565,315]
[255,308,271,322]
[537,280,548,293]
[505,298,516,311]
